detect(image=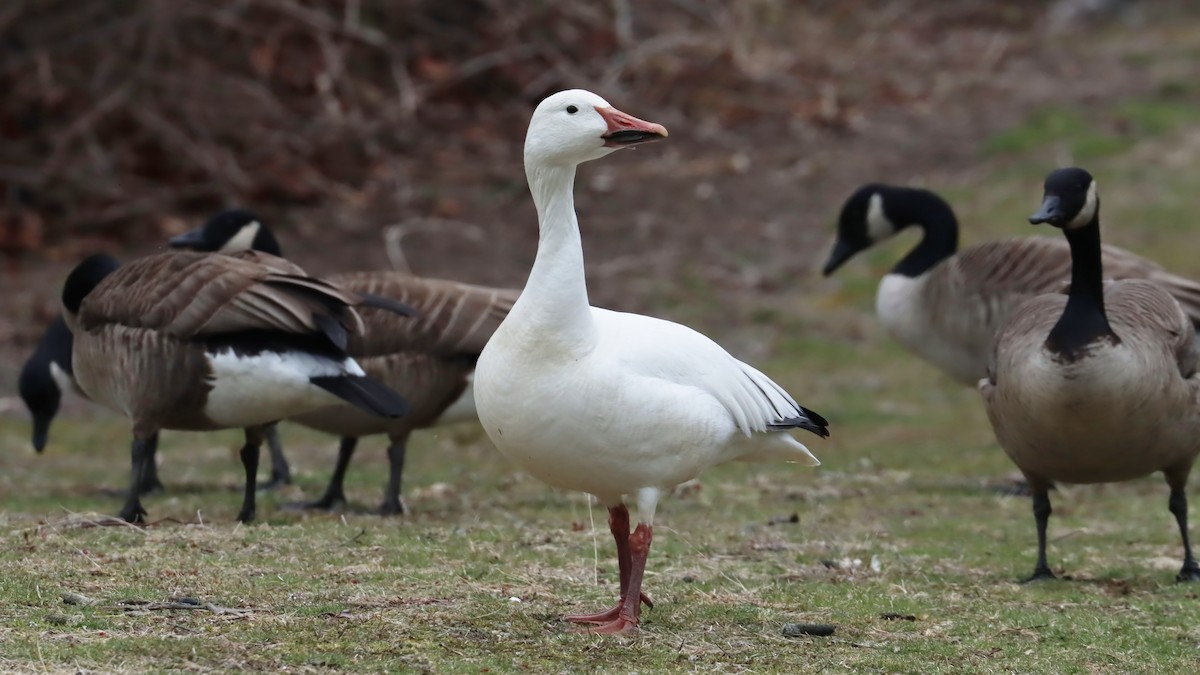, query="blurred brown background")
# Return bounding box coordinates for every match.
[0,0,1193,390]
